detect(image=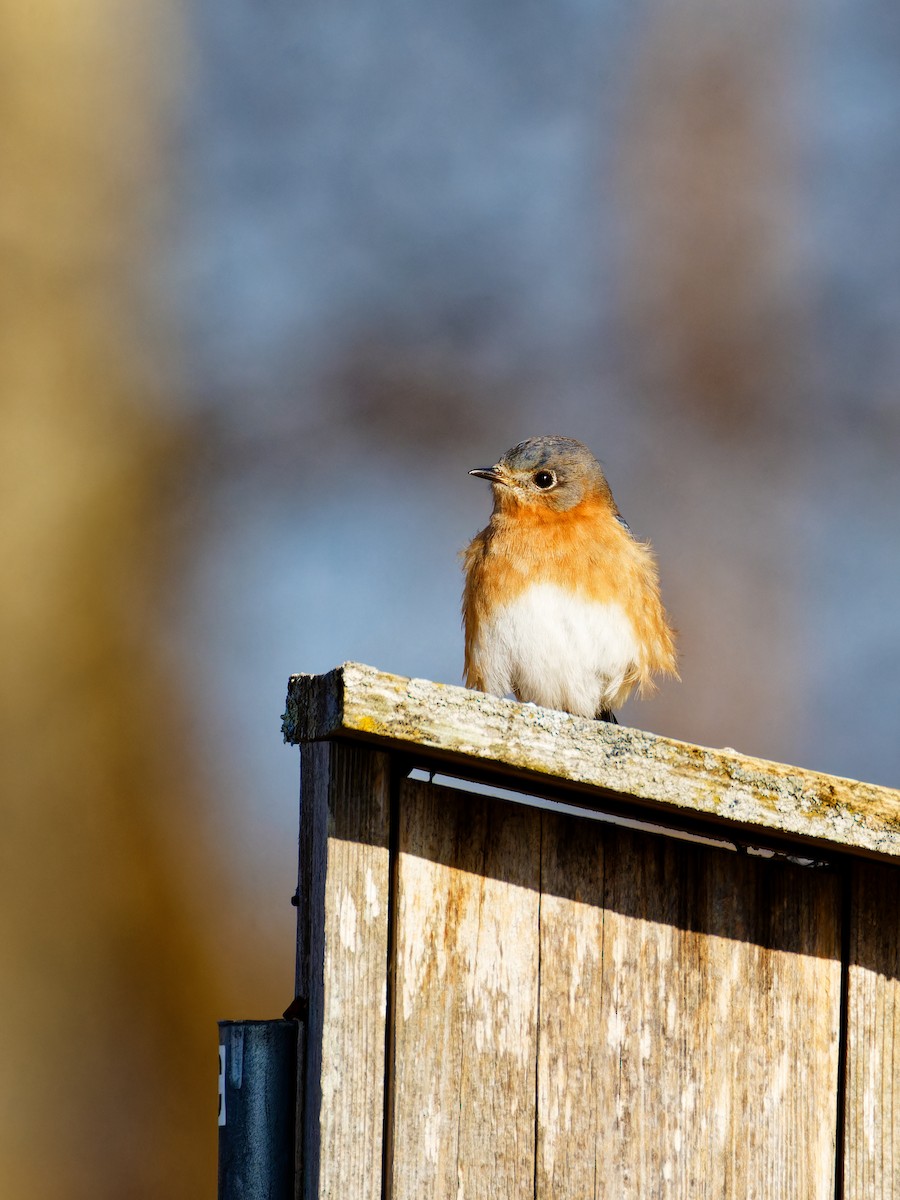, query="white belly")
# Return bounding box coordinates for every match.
[471,582,640,717]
